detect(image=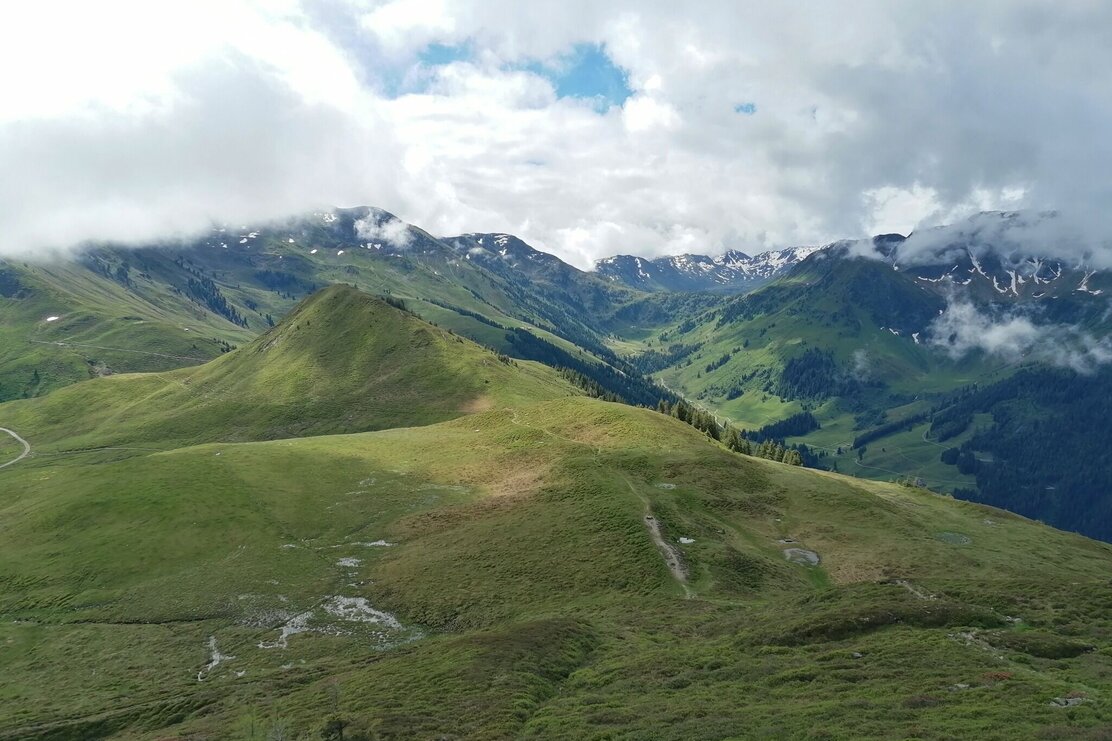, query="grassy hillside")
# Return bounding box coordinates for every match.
[630,254,1112,540]
[0,258,250,401]
[1,396,1111,739]
[633,255,1017,492]
[0,285,578,453]
[648,256,960,413]
[1,211,687,409]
